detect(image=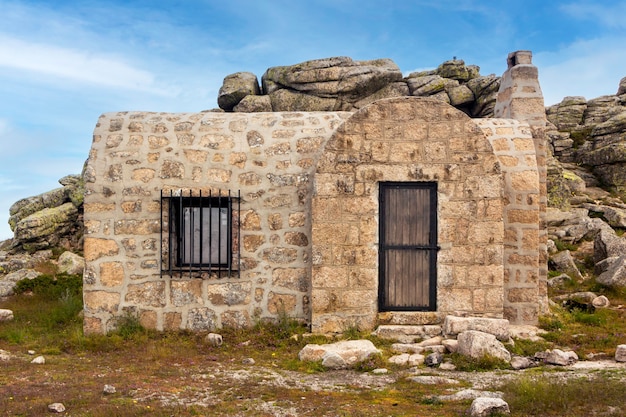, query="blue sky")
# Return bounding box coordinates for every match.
[1,0,625,240]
